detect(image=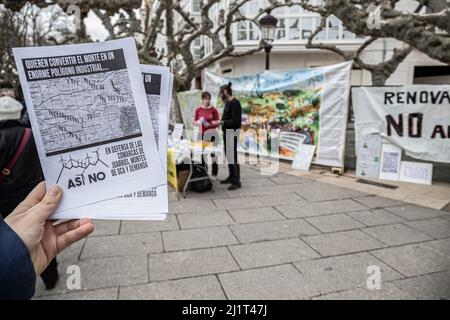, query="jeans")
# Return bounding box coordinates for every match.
[223,129,240,185]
